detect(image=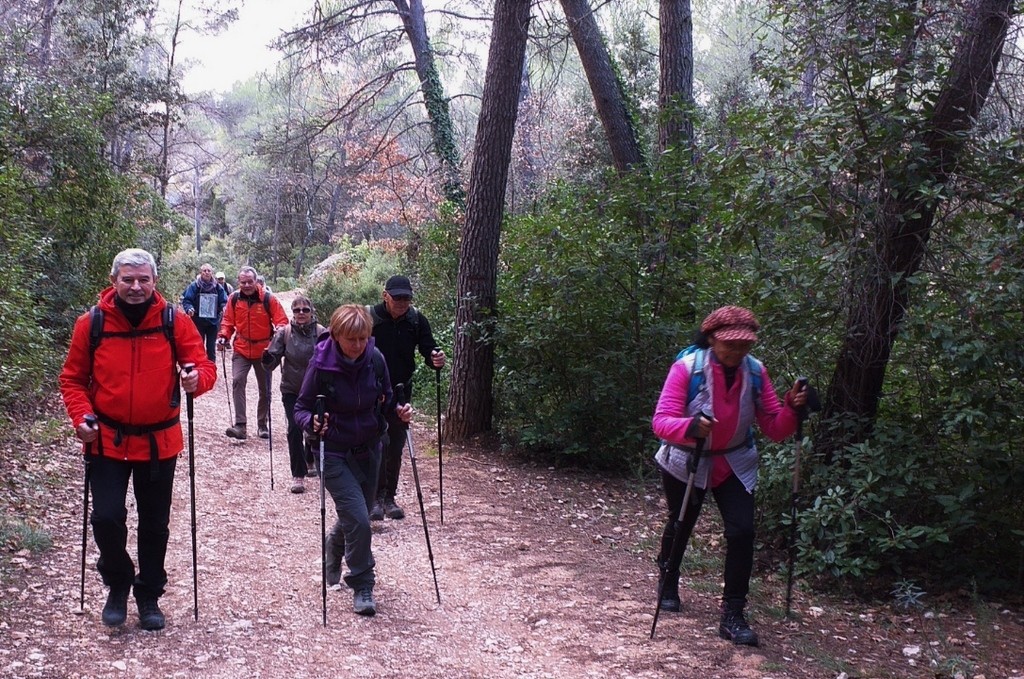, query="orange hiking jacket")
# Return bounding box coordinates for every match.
[59,288,217,462]
[218,286,288,359]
